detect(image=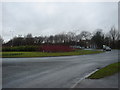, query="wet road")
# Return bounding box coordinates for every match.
[2,50,118,88]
